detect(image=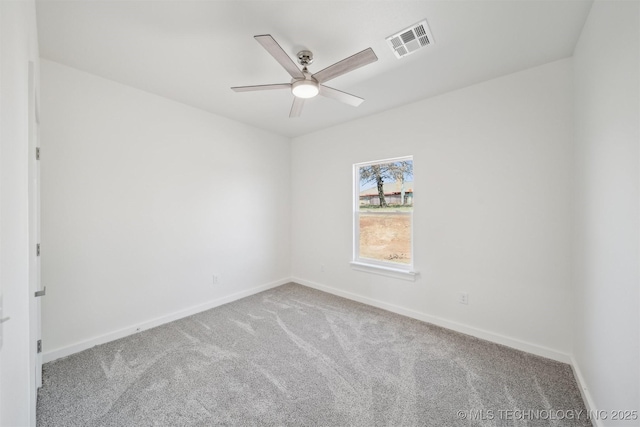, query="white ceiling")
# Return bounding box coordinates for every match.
[36,0,593,138]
